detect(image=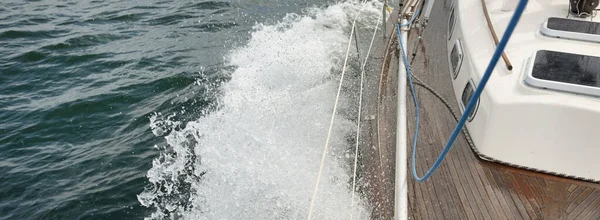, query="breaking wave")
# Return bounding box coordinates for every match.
[138,1,381,219]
